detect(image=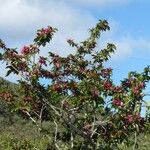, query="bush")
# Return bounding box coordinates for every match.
[0,20,150,149]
